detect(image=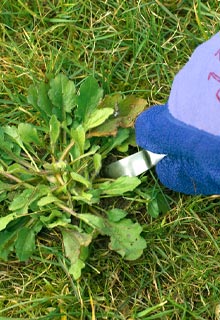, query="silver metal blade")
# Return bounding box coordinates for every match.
[103,150,165,178]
